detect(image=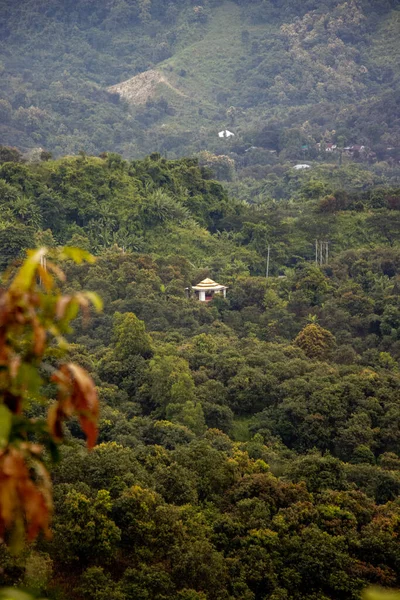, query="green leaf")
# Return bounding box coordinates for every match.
[62,299,80,324]
[0,405,12,448]
[60,247,95,264]
[11,248,47,292]
[83,291,103,312]
[363,588,400,600]
[16,363,43,398]
[0,589,36,600]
